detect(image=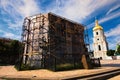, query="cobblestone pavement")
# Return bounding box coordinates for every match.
[101,59,120,67]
